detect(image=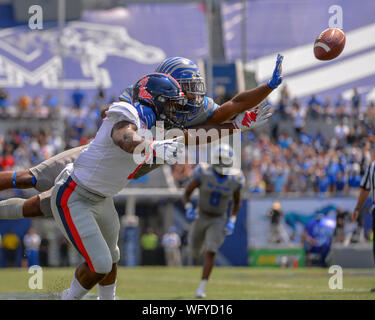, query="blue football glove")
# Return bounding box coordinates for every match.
[224,220,235,236]
[267,53,284,89]
[185,203,197,222]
